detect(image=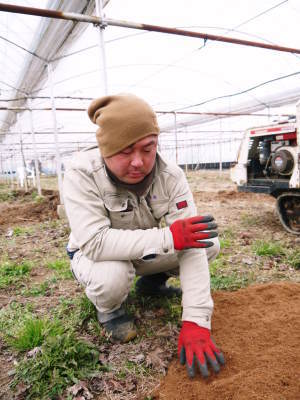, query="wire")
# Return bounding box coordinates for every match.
[0,34,45,61]
[173,70,300,111]
[233,0,289,30]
